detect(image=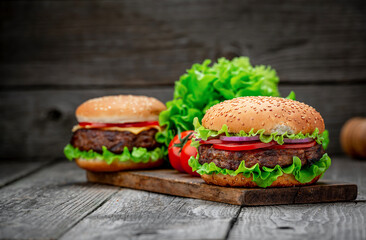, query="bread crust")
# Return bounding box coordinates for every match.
[75,158,164,172]
[201,173,321,187]
[202,96,324,135]
[76,95,166,123]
